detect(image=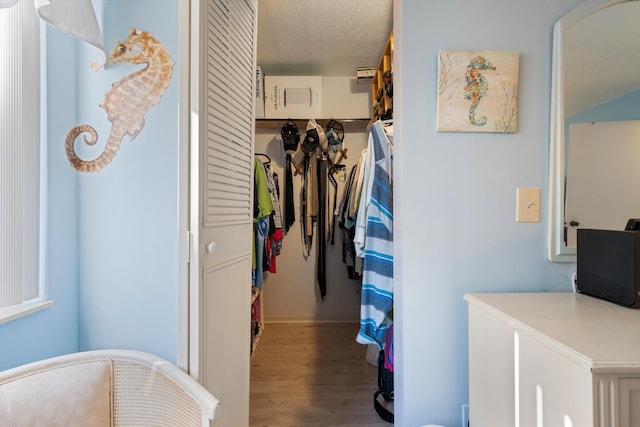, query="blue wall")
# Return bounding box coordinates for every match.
[75,0,180,362]
[569,89,640,123]
[0,0,180,370]
[394,1,582,425]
